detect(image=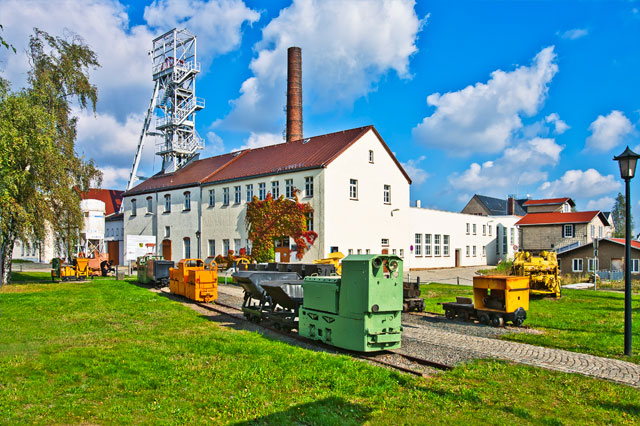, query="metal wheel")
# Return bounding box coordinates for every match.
[445,309,455,320]
[491,315,504,327]
[479,313,490,325]
[460,311,470,322]
[512,316,524,327]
